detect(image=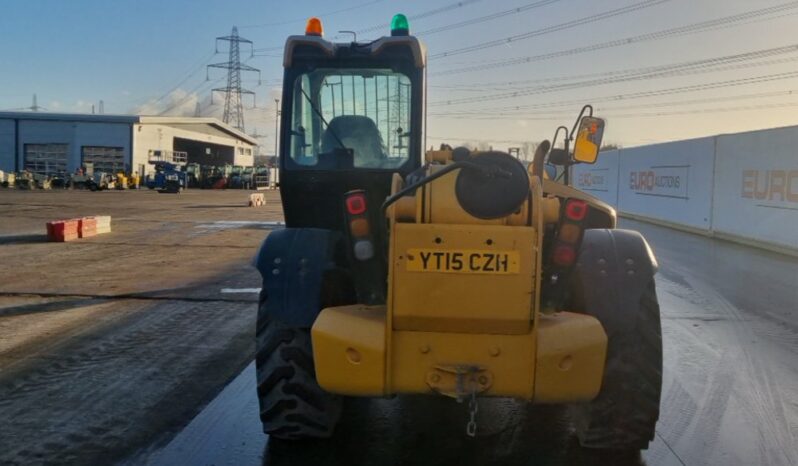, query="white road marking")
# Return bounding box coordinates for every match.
[220,288,261,294]
[195,221,284,230]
